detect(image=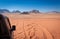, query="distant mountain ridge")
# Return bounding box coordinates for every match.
[29,10,40,13]
[0,9,10,13]
[46,11,60,13]
[12,10,21,13]
[0,9,60,14]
